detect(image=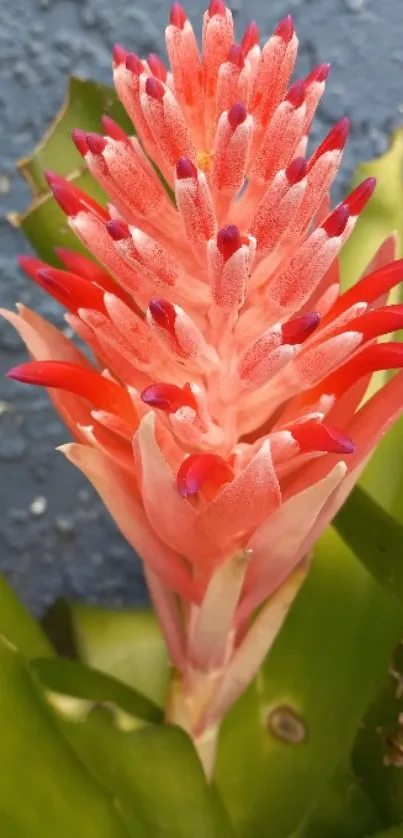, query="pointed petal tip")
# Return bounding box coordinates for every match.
[286,79,305,109]
[241,20,260,55]
[228,102,247,130]
[286,156,307,185]
[176,156,197,180]
[208,0,226,17]
[227,43,244,69]
[275,14,294,43]
[86,132,107,155]
[177,452,233,498]
[113,43,127,66]
[71,128,88,156]
[323,202,350,238]
[125,52,144,75]
[217,224,242,261]
[145,75,165,101]
[170,2,187,28]
[106,219,131,241]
